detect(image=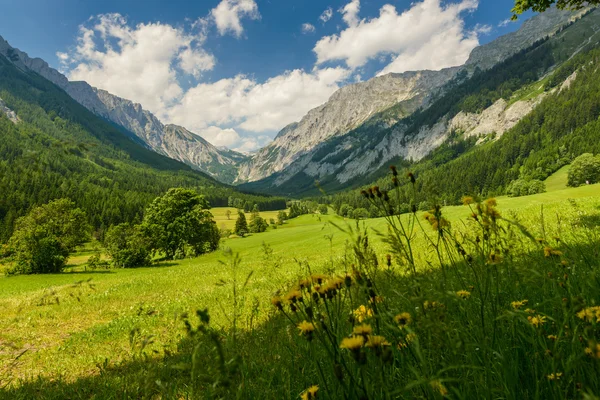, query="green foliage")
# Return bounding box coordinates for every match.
[248,211,268,234]
[568,153,600,186]
[351,207,369,220]
[234,211,248,236]
[276,211,288,225]
[507,178,546,197]
[6,199,89,274]
[512,0,596,17]
[318,204,328,215]
[141,188,219,260]
[104,224,151,268]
